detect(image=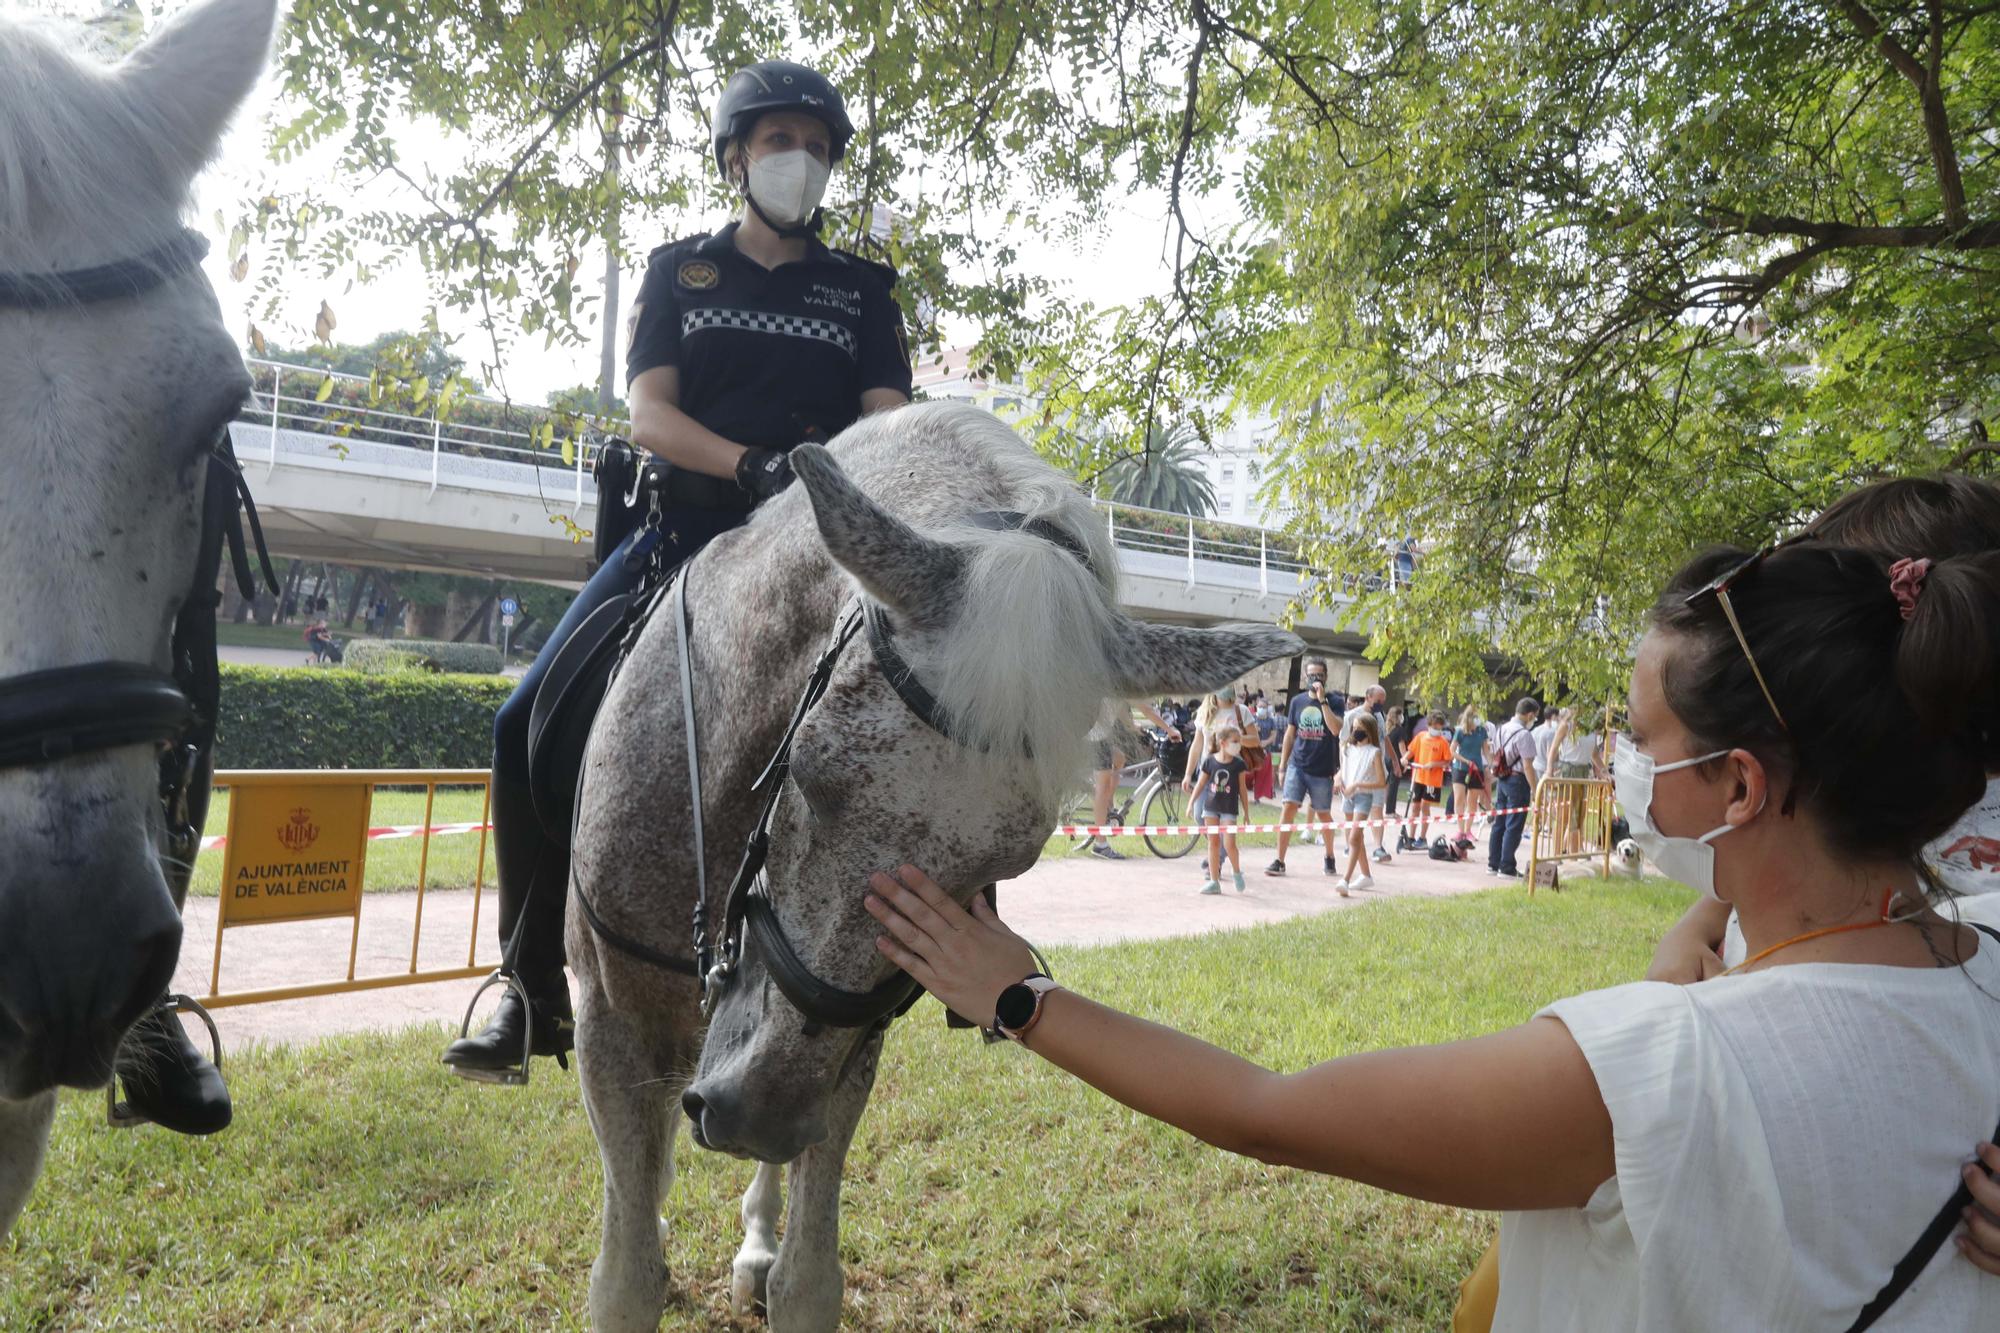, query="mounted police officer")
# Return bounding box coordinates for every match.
[443,59,914,1078]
